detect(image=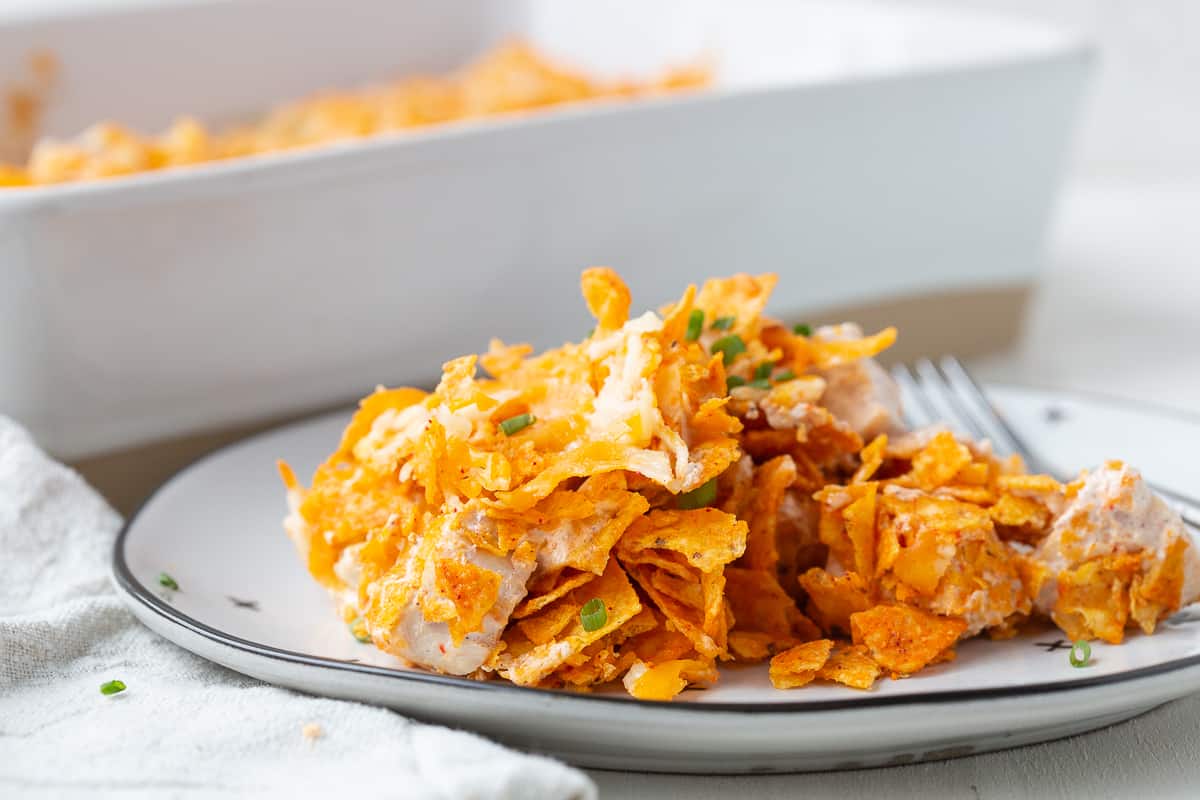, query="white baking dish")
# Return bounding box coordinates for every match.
[0,0,1092,459]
